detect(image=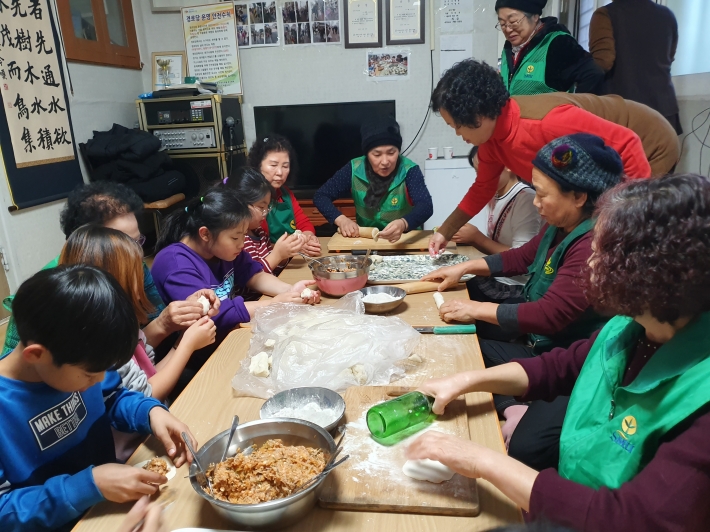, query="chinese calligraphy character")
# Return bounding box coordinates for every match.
[54,127,71,145]
[21,126,34,152]
[30,96,45,114]
[0,24,13,48]
[7,60,19,79]
[11,0,26,18]
[14,93,28,119]
[35,30,52,54]
[37,127,53,150]
[15,28,31,51]
[41,64,58,87]
[0,70,6,80]
[47,95,64,113]
[0,1,9,14]
[23,61,38,83]
[29,0,40,19]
